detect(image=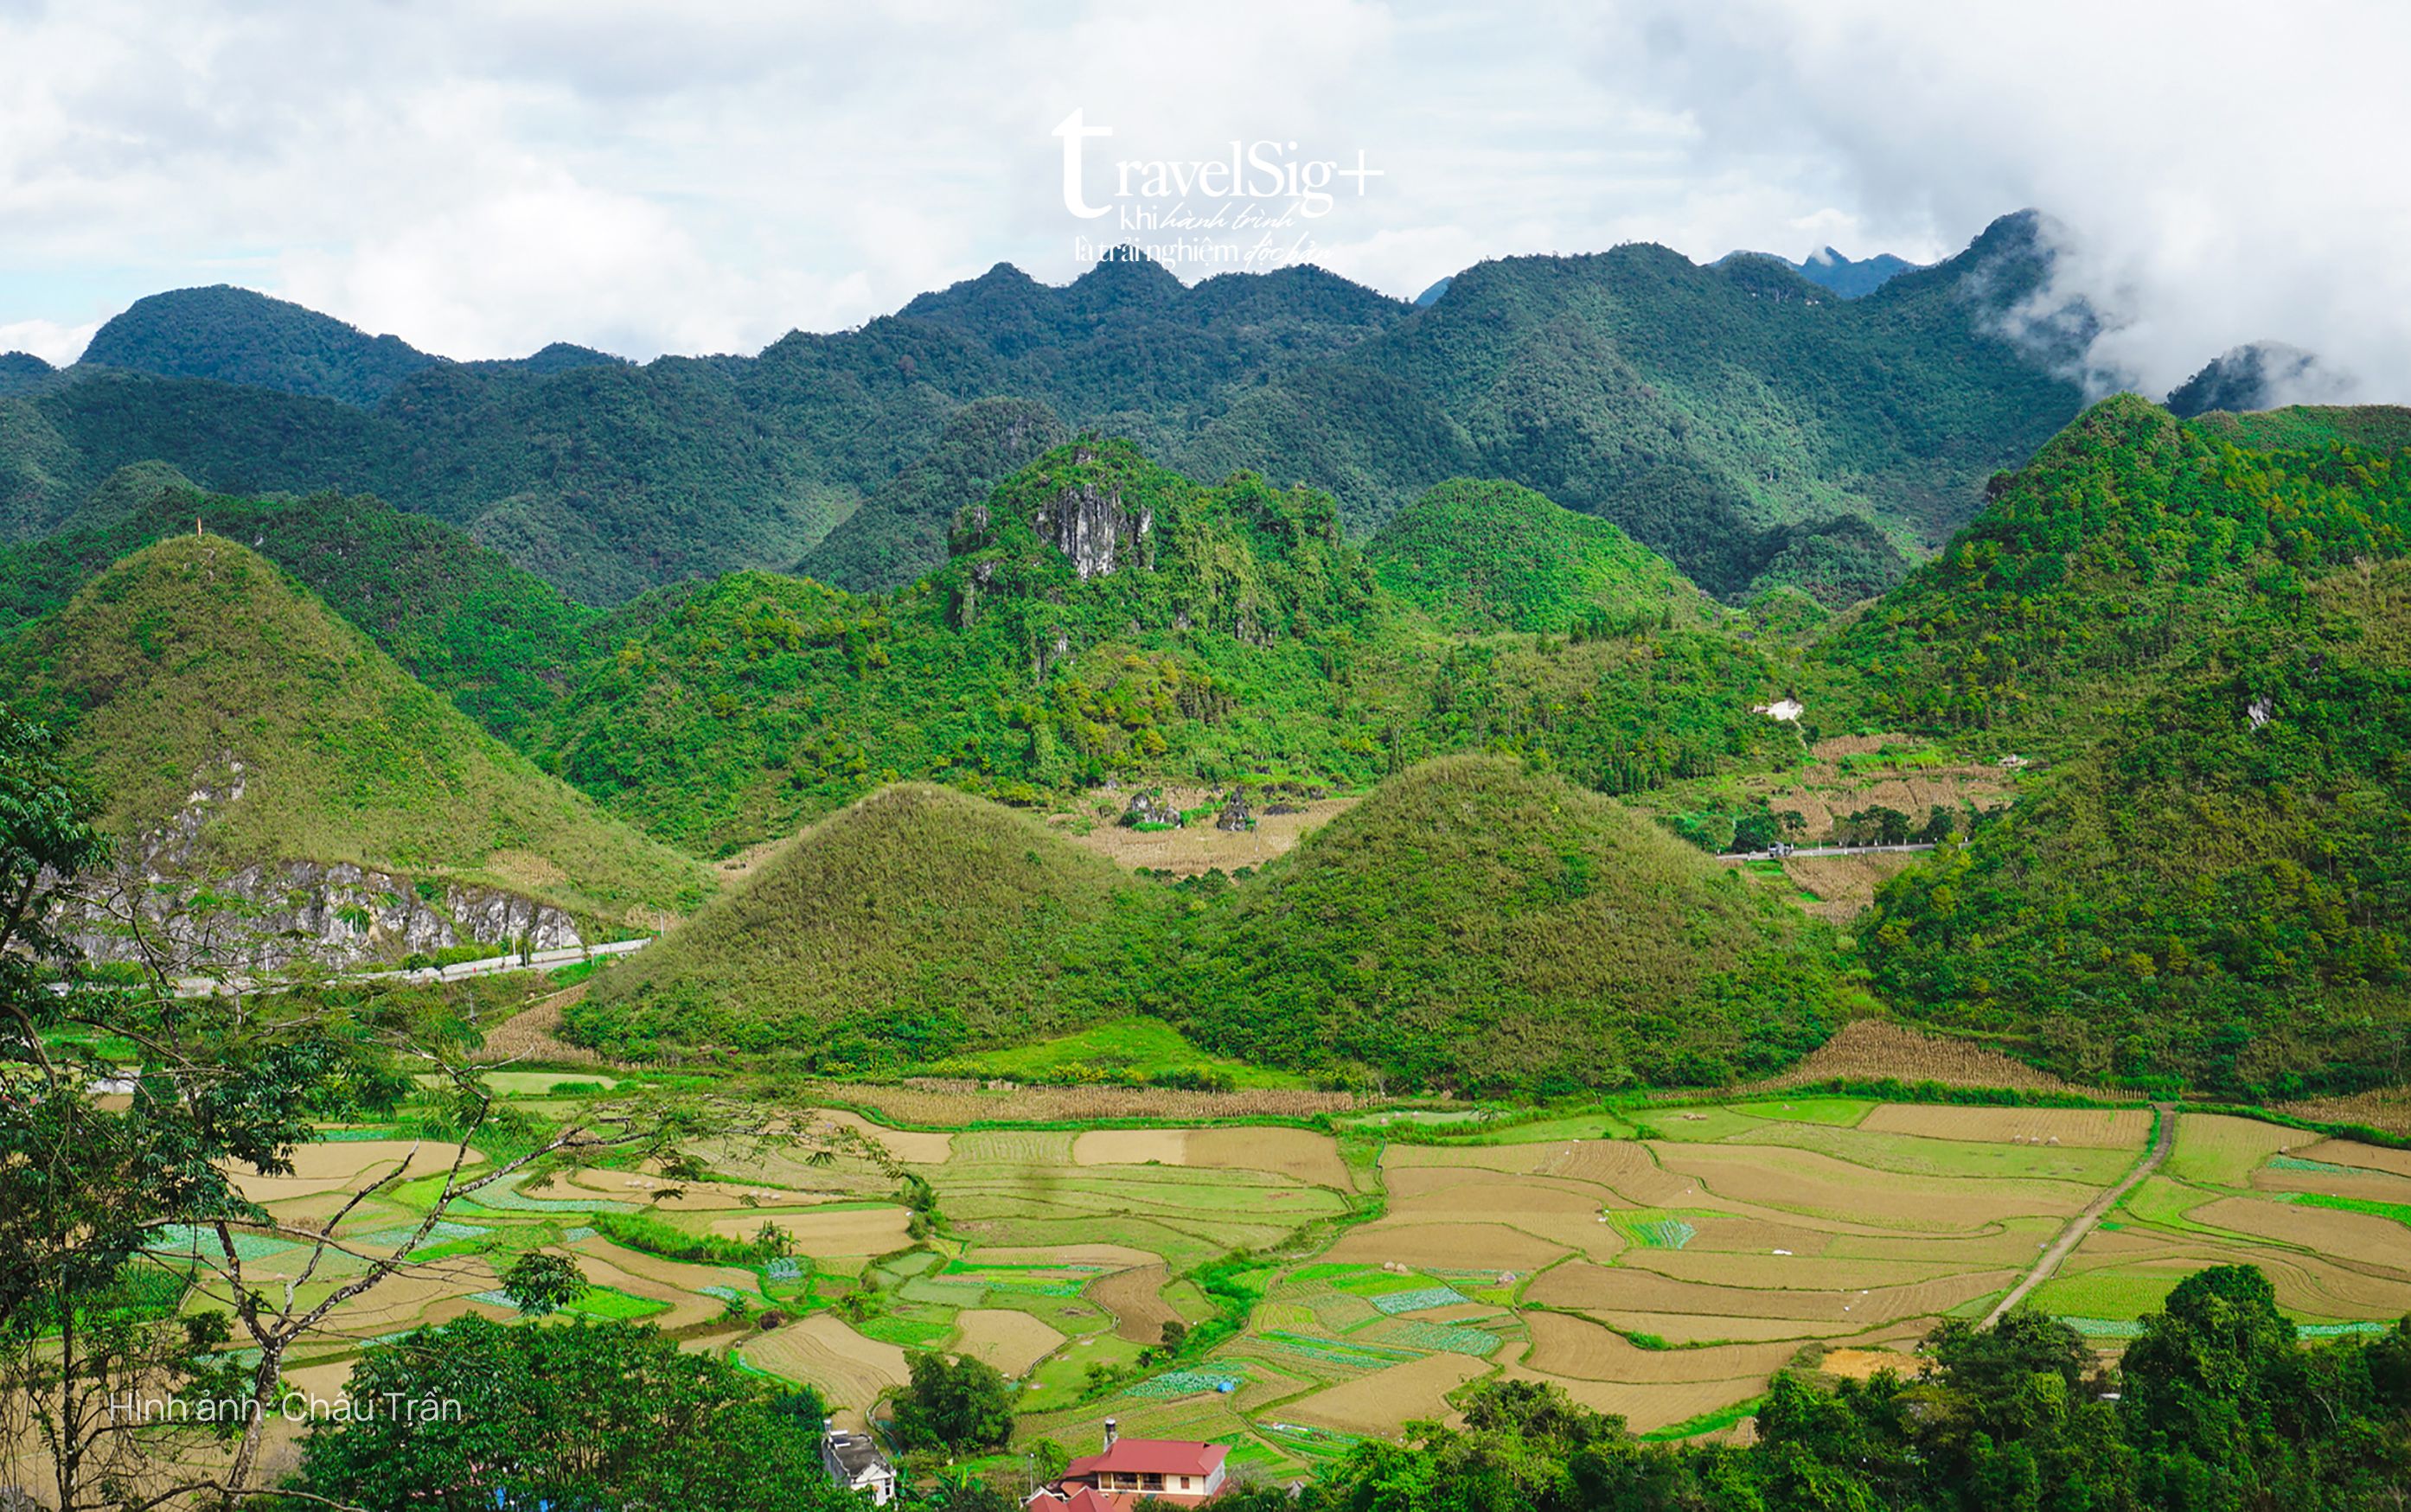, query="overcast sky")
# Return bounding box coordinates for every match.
[3,0,2405,402]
